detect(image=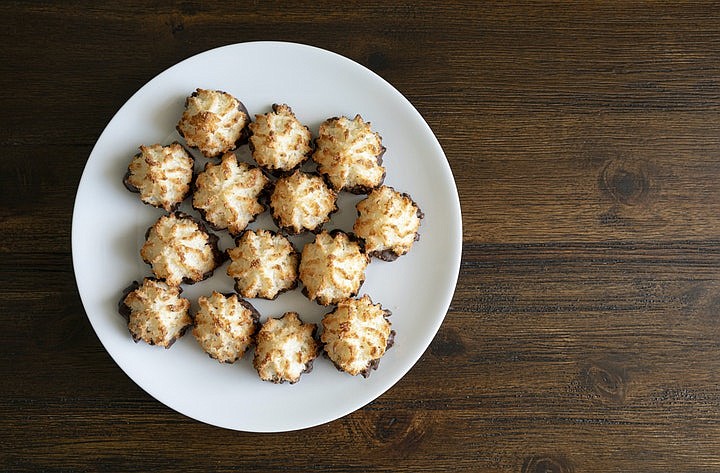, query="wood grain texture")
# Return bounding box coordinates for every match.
[3,1,720,471]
